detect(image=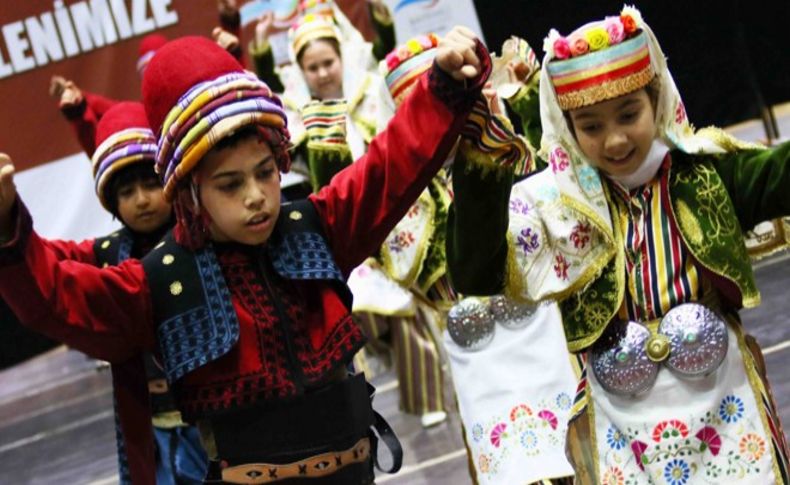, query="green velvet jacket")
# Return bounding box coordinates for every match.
[448,141,790,351]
